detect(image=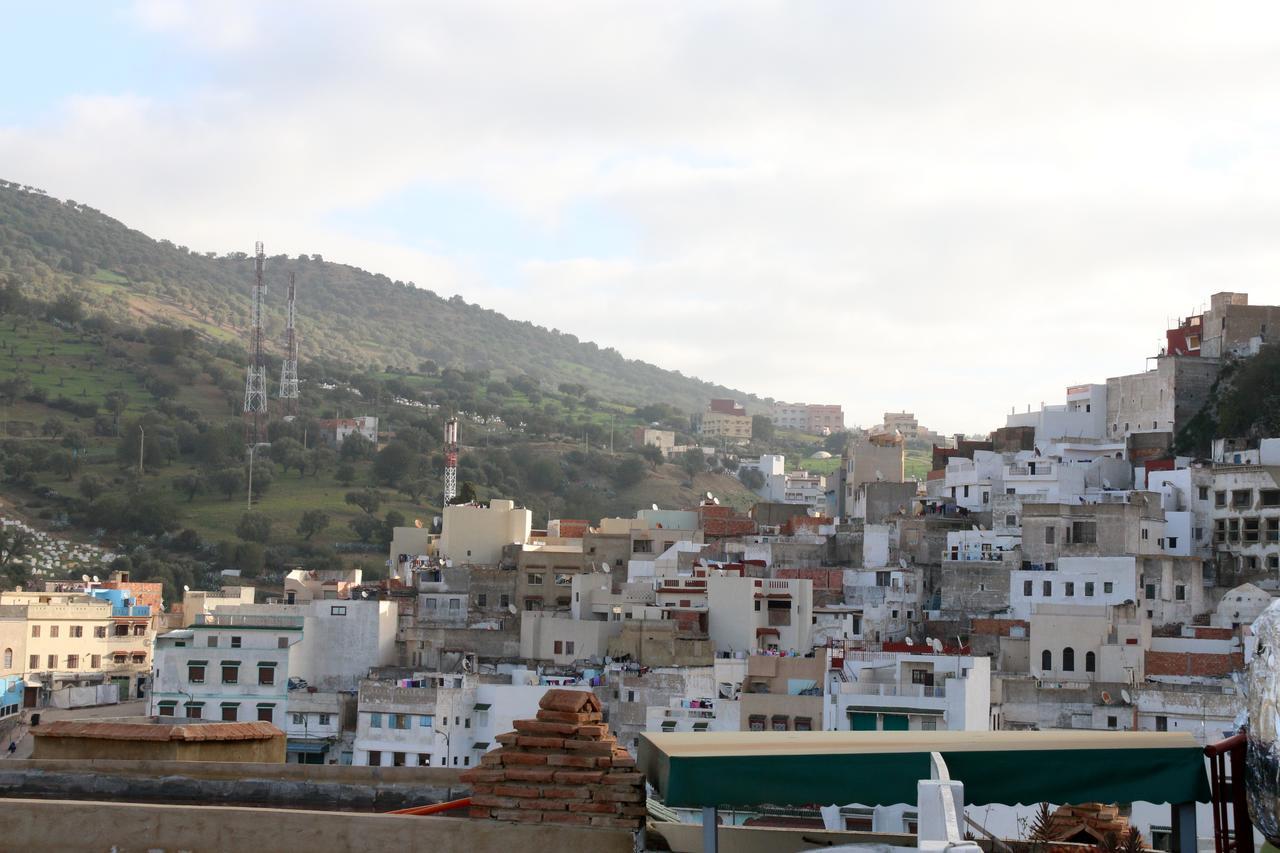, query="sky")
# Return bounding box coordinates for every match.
[2,1,1280,434]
